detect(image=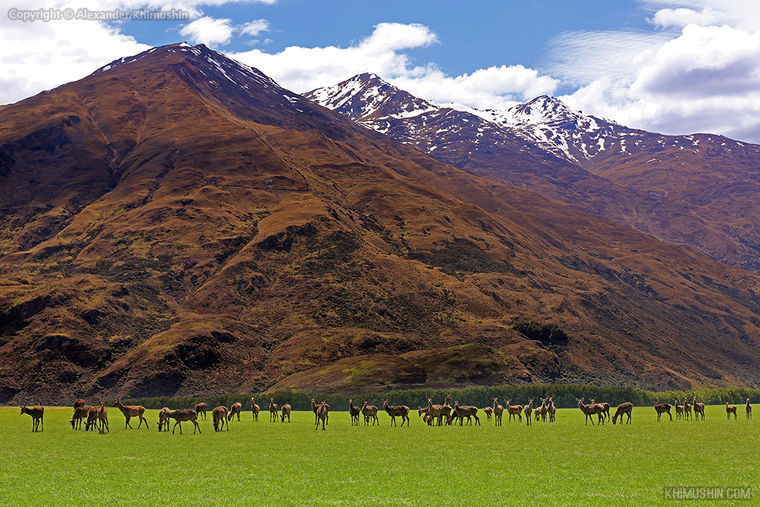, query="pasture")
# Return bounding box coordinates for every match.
[2,404,757,504]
